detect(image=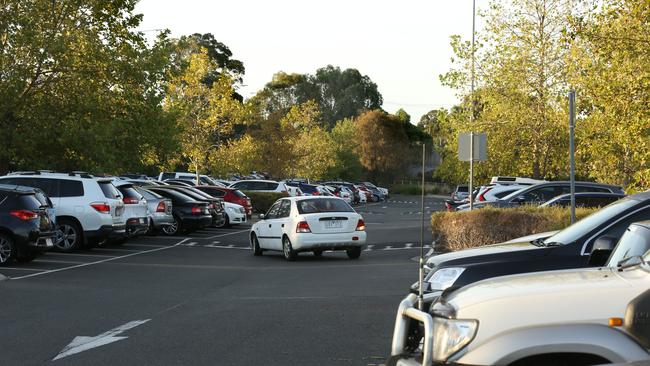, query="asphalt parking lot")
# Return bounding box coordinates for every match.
[0,195,443,366]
